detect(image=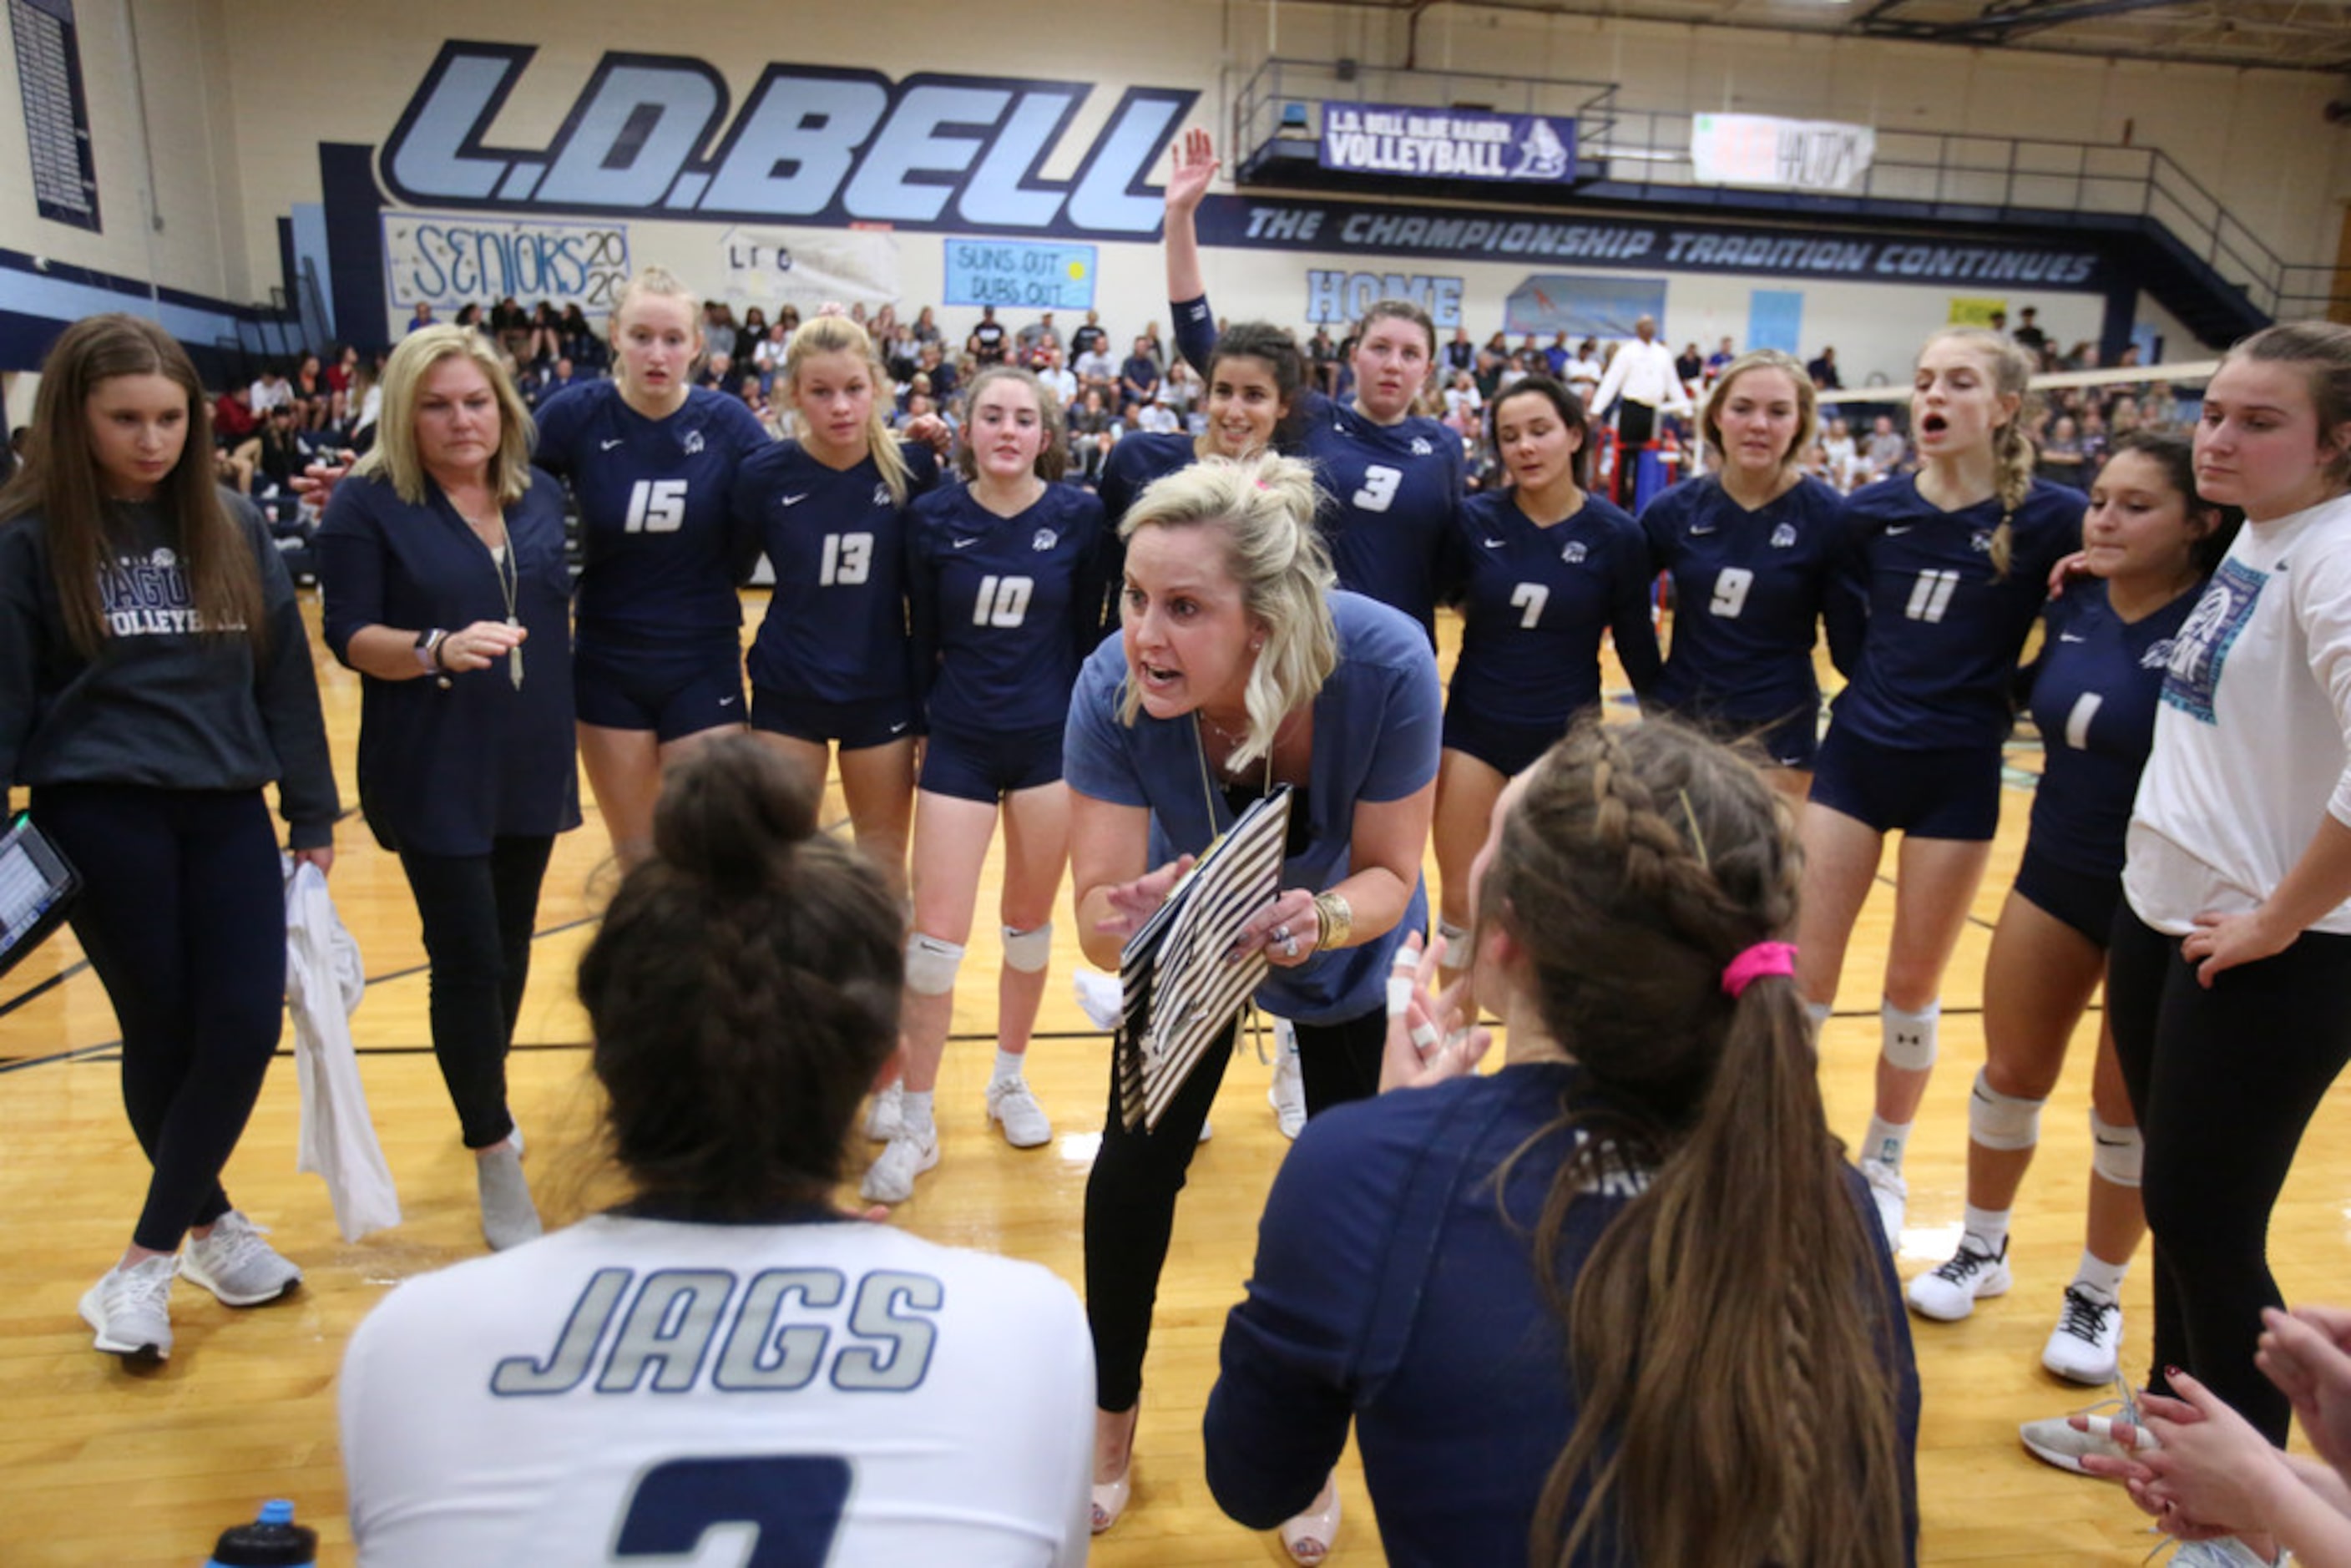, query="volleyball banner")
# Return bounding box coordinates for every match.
[1319,104,1576,183]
